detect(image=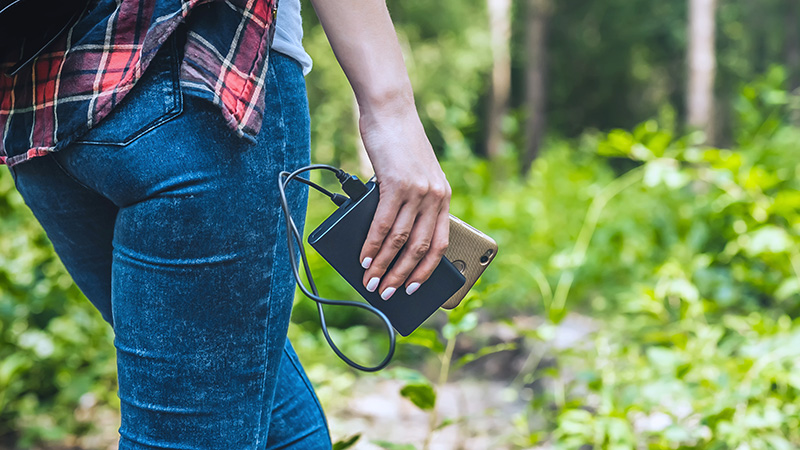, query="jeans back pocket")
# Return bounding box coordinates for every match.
[74,33,183,147]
